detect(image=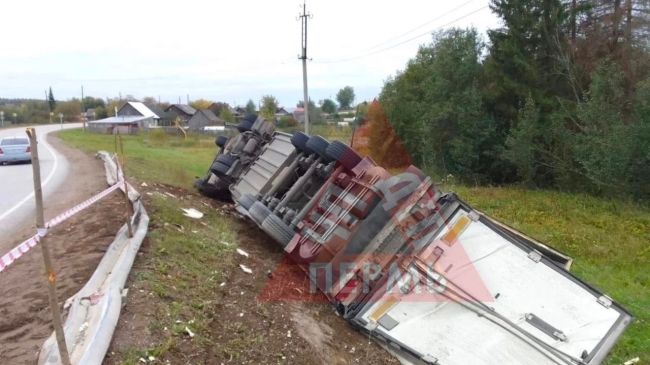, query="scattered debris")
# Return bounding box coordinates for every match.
[181,208,204,219]
[164,192,177,198]
[165,223,184,232]
[236,248,249,258]
[220,240,231,246]
[623,357,640,365]
[239,264,253,274]
[141,182,148,187]
[185,326,195,338]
